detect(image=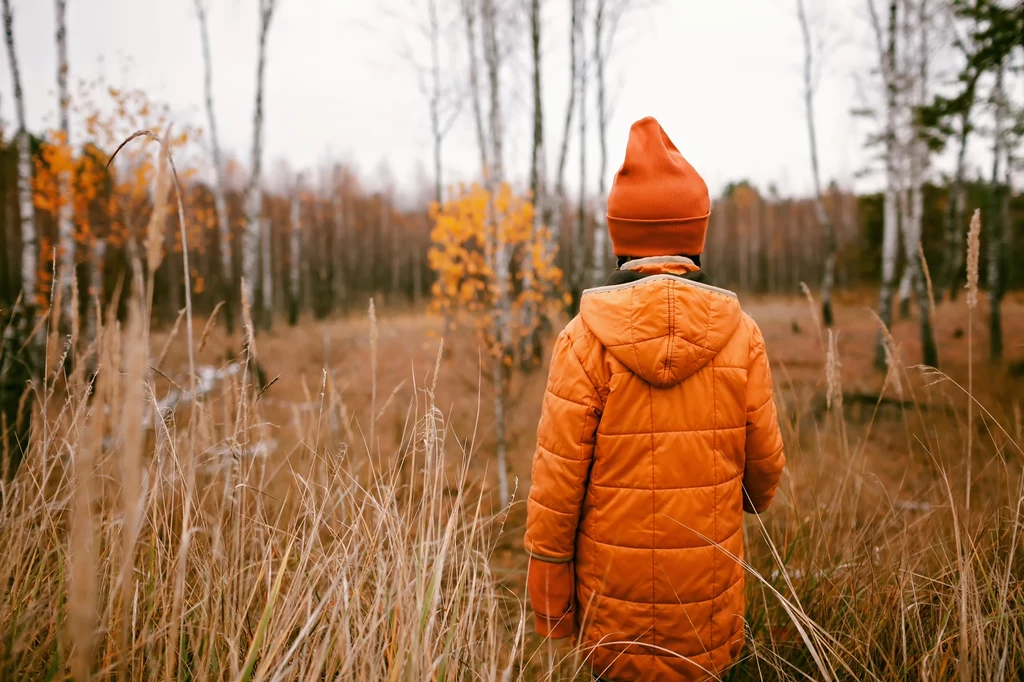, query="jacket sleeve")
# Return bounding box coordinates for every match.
[525,328,602,636]
[742,322,786,514]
